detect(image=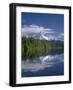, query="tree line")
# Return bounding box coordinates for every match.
[22,37,64,60]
